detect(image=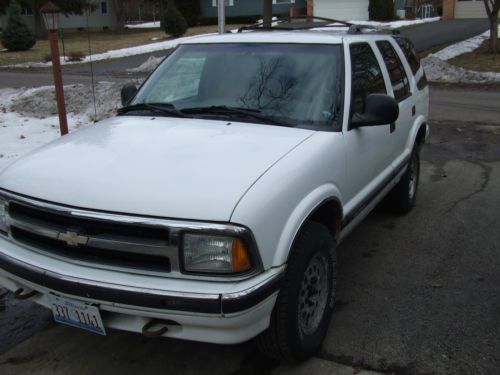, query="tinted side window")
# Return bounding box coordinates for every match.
[350,43,387,115]
[376,41,410,102]
[395,37,428,90]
